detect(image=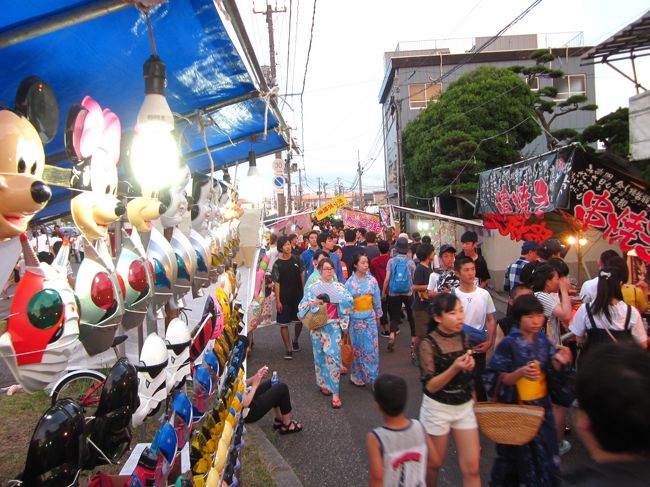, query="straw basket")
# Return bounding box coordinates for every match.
[299,304,328,330]
[474,402,544,445]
